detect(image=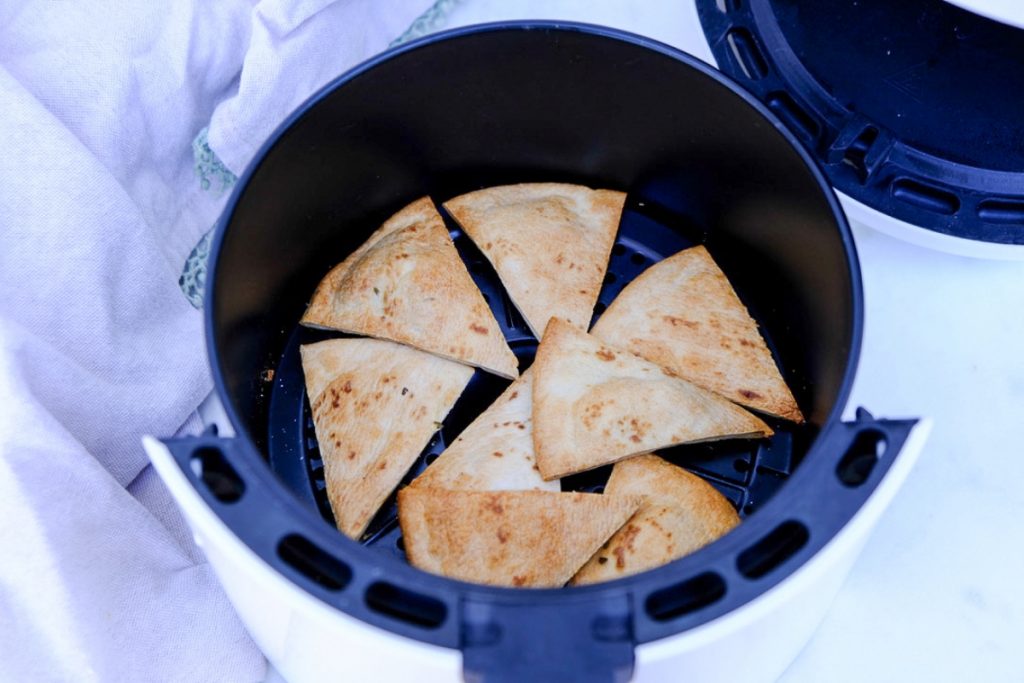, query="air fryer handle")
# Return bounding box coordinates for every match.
[819,407,919,489]
[461,596,635,683]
